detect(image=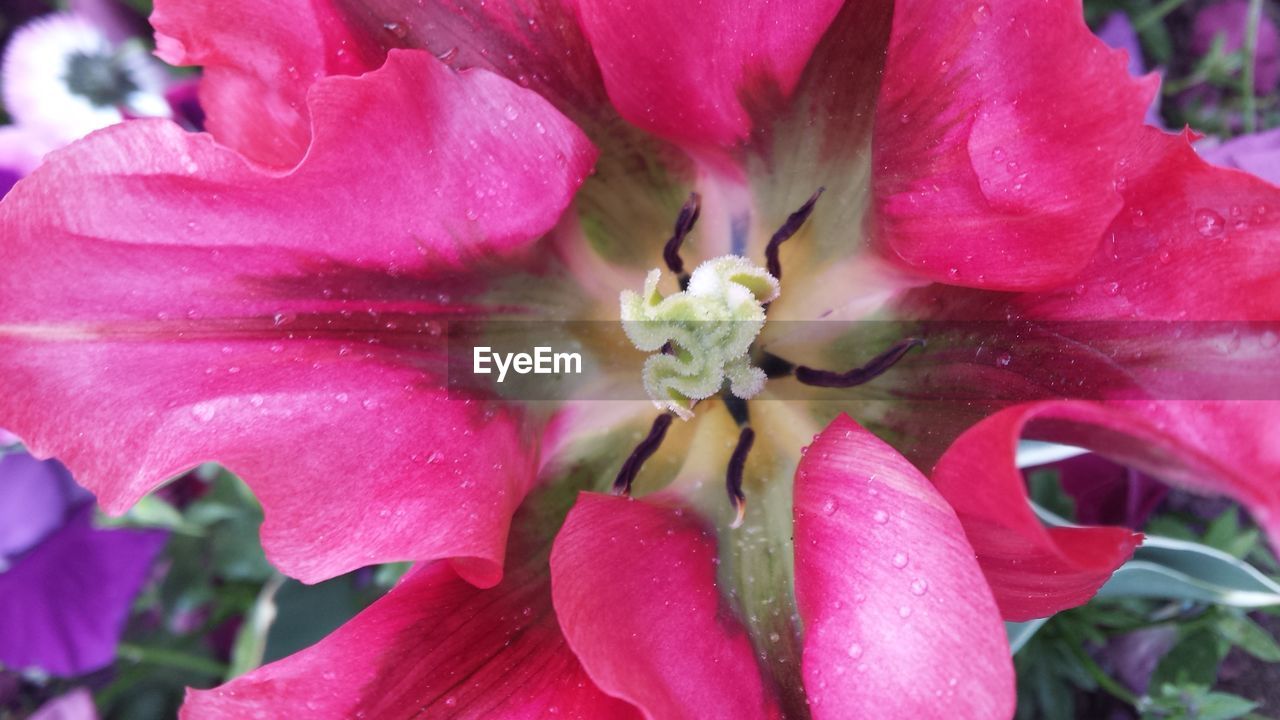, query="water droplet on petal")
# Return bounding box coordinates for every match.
[873,510,889,524]
[821,497,839,515]
[892,552,909,569]
[910,578,929,596]
[847,642,863,659]
[1194,208,1225,237]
